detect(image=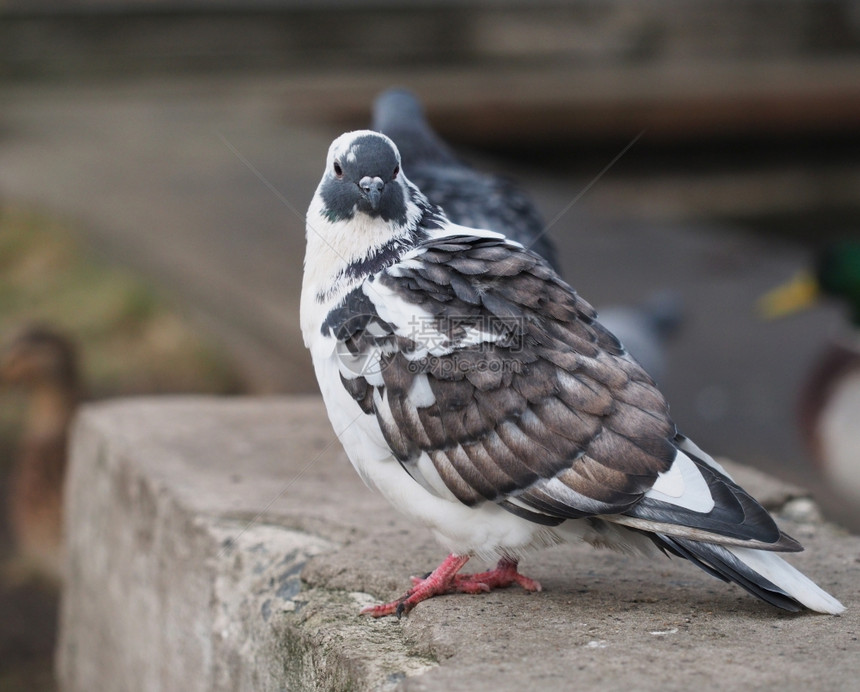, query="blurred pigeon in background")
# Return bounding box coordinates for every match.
[372,88,561,271]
